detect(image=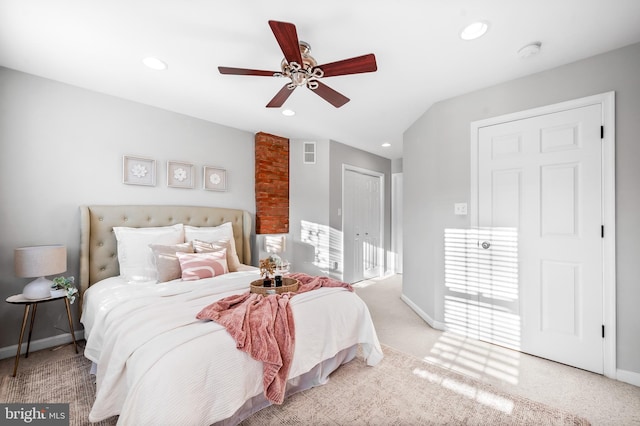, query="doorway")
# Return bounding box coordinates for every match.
[343,165,384,283]
[470,92,616,376]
